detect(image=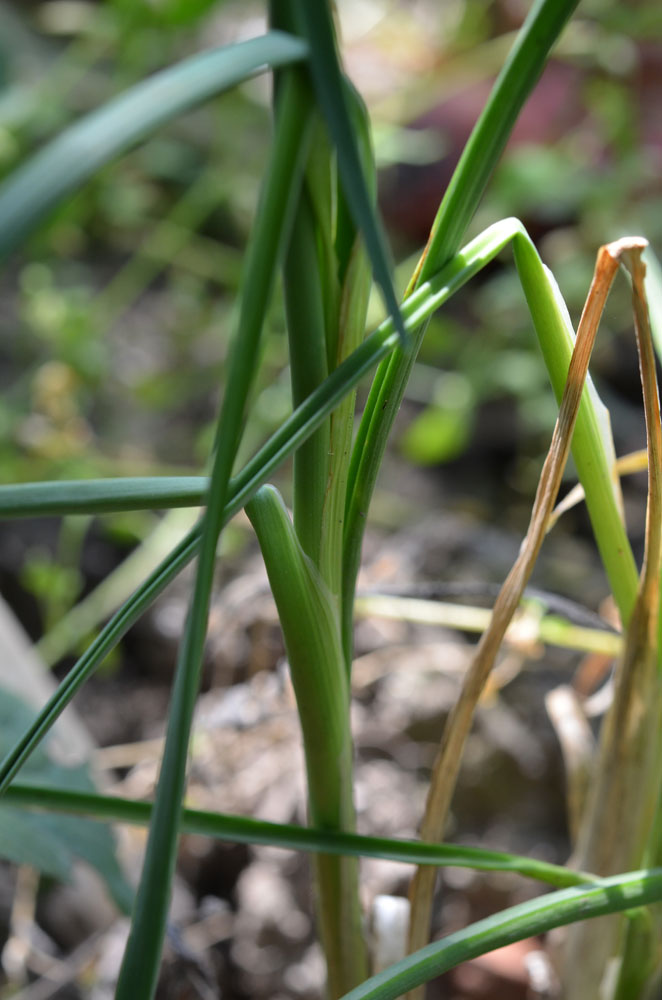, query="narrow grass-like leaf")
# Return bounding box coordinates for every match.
[115,71,313,1000]
[343,0,582,659]
[356,594,622,657]
[4,783,591,890]
[416,0,580,285]
[0,32,308,258]
[338,870,662,1000]
[0,478,207,518]
[291,0,406,344]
